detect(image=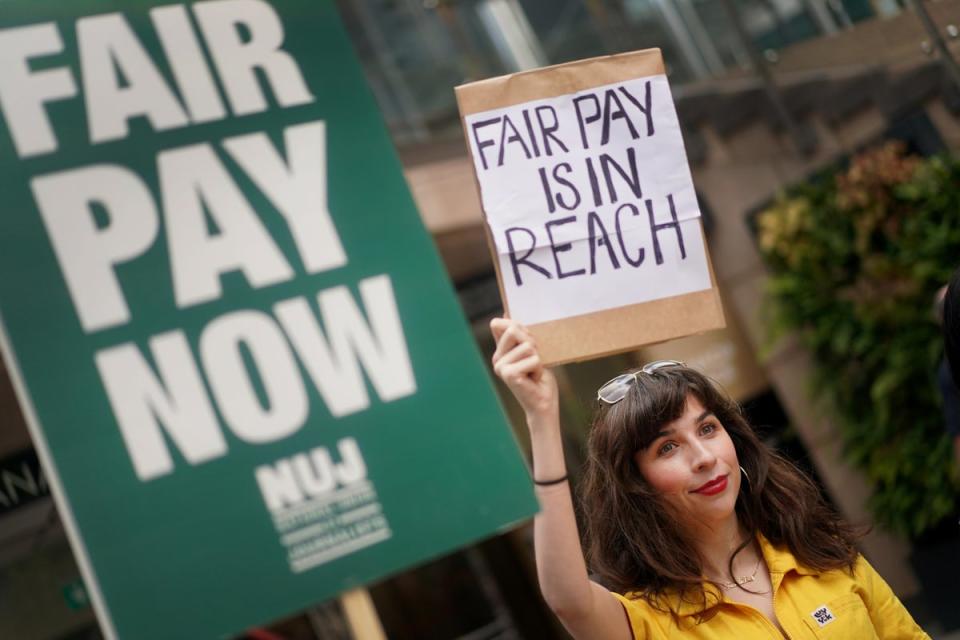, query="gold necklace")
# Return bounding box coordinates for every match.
[712,554,762,589]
